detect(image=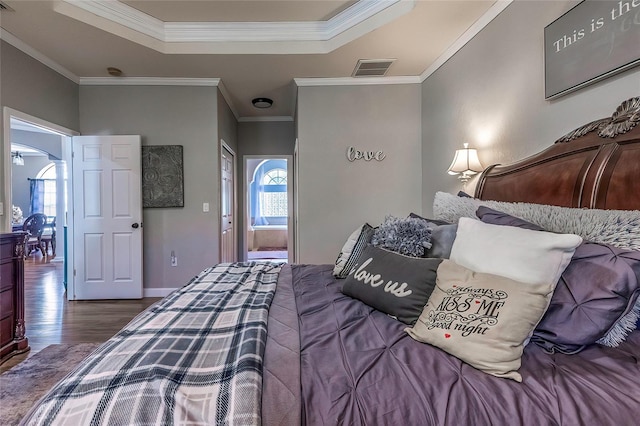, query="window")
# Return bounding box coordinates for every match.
[260,168,287,217]
[36,163,57,217]
[261,168,287,185]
